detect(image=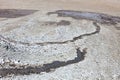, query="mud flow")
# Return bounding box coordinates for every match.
[47,10,120,25]
[0,48,87,78]
[0,9,120,78]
